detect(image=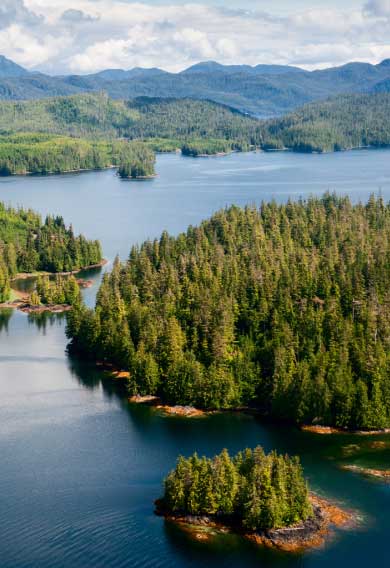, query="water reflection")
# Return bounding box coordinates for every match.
[27,311,66,332]
[0,309,13,333]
